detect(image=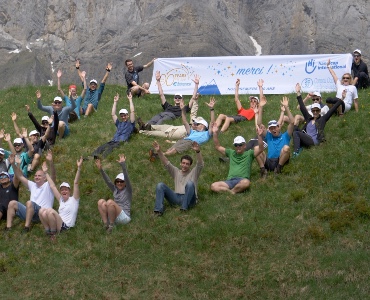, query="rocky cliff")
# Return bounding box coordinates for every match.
[0,0,369,89]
